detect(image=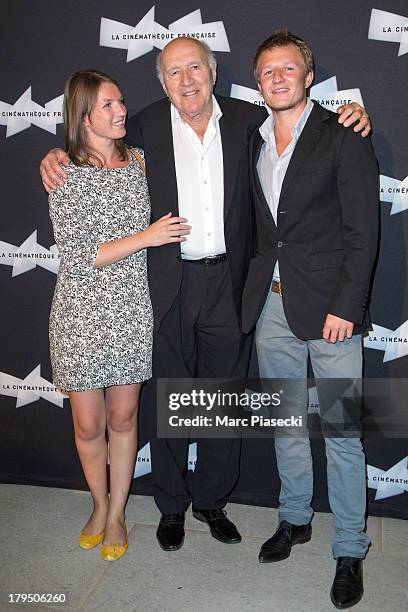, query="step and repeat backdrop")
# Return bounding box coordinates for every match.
[1,0,407,518]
